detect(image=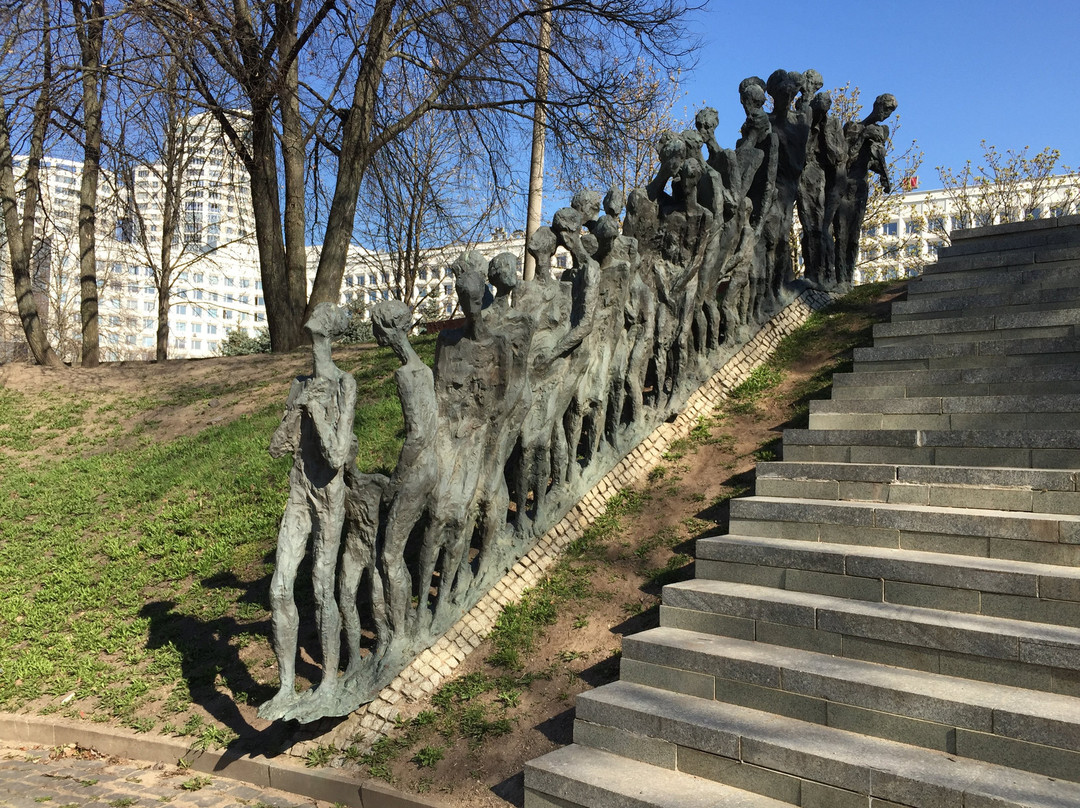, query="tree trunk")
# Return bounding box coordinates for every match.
[306,0,396,319]
[248,111,305,351]
[279,14,309,335]
[73,0,106,367]
[0,6,64,368]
